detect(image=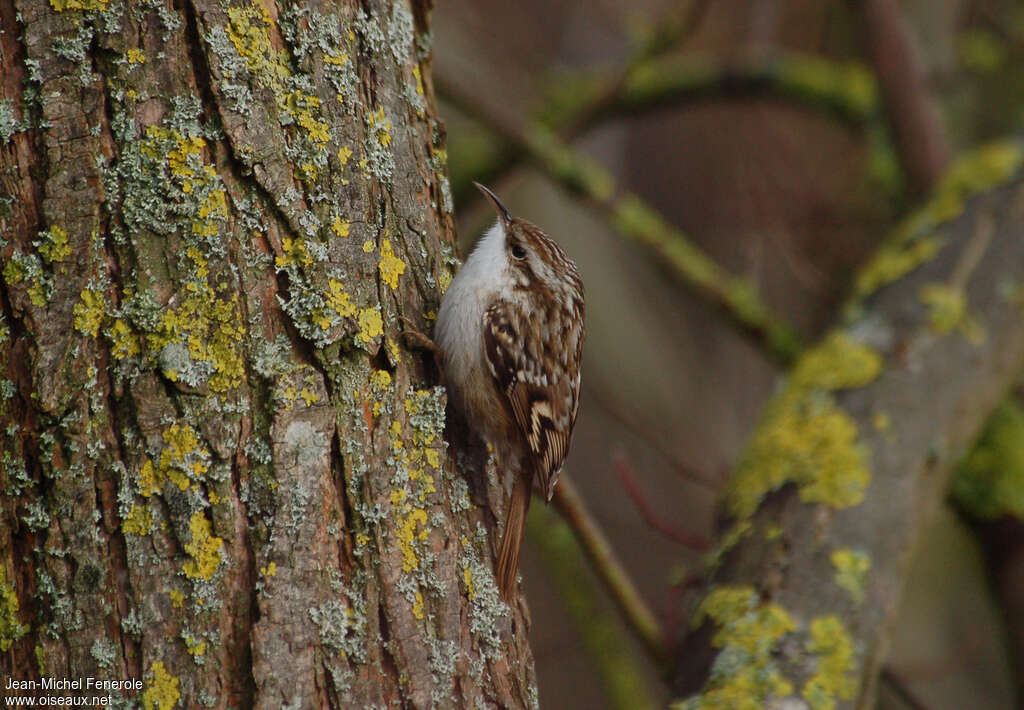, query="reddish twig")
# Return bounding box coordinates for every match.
[590,388,720,490]
[613,451,709,551]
